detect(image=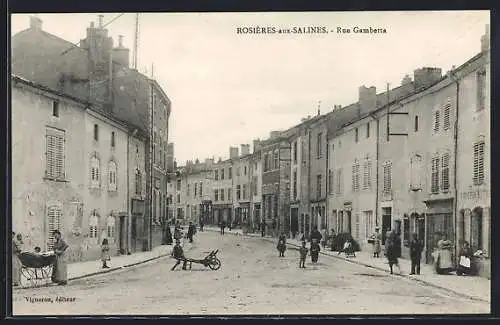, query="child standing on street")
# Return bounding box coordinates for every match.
[171,239,187,271]
[101,238,110,269]
[299,241,308,268]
